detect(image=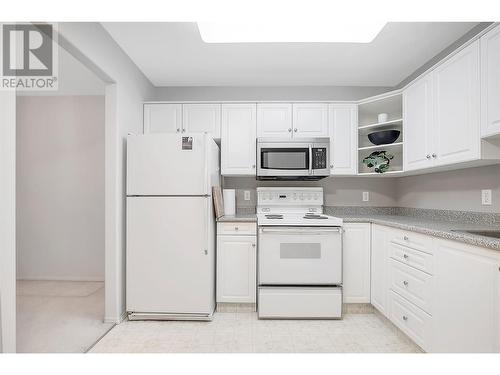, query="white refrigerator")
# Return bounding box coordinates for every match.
[126,133,220,320]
